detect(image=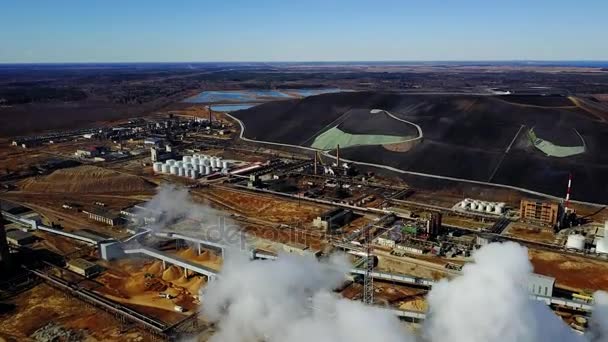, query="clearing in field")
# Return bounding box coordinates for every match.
[311,126,413,150]
[528,128,585,157]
